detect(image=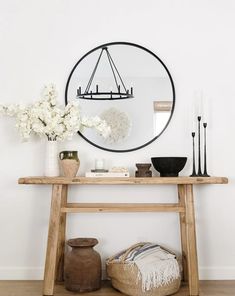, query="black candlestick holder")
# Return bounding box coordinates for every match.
[190,132,197,177]
[197,116,203,176]
[202,122,210,177]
